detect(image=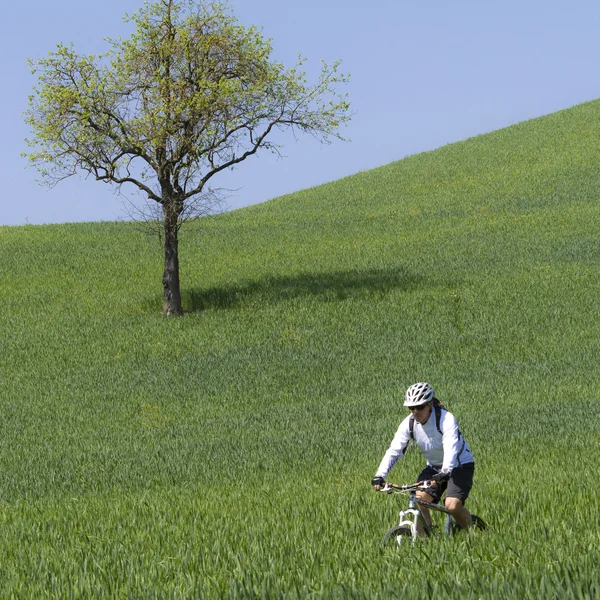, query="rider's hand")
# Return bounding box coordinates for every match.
[431,471,450,483]
[371,476,385,491]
